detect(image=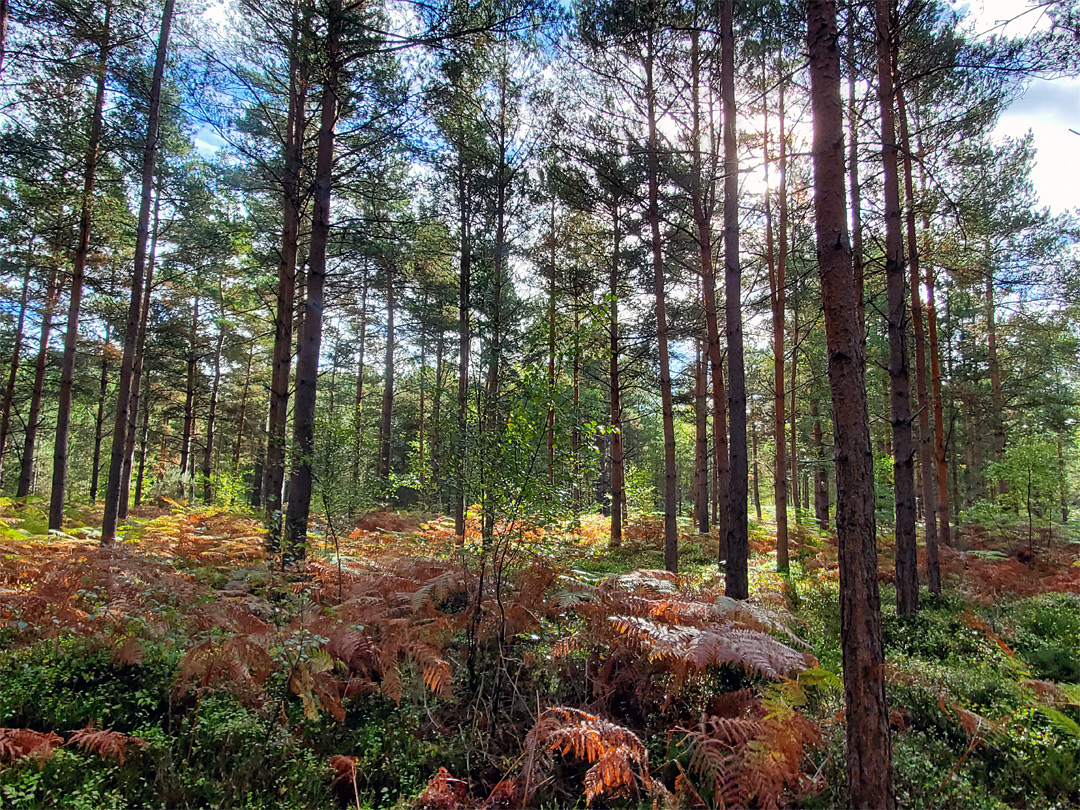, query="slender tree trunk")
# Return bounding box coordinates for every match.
[875,0,918,616]
[50,0,112,530]
[547,199,556,486]
[765,76,789,570]
[454,134,471,541]
[1059,437,1068,524]
[847,6,866,335]
[266,4,308,552]
[571,303,580,510]
[431,329,444,508]
[418,315,426,491]
[807,5,894,805]
[377,257,395,478]
[812,401,829,531]
[721,0,748,597]
[90,326,110,502]
[179,297,198,496]
[284,0,339,560]
[609,197,624,547]
[645,33,678,573]
[0,0,8,77]
[790,301,800,525]
[751,406,762,522]
[119,183,161,520]
[896,81,940,594]
[987,275,1005,493]
[0,262,31,487]
[918,151,952,546]
[352,271,367,485]
[690,29,711,537]
[134,373,150,506]
[101,0,172,542]
[202,325,224,503]
[18,266,60,498]
[695,342,709,533]
[234,340,254,470]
